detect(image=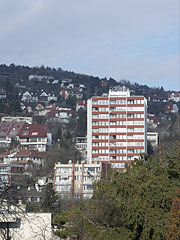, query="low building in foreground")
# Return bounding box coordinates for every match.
[0,212,52,240]
[54,161,109,199]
